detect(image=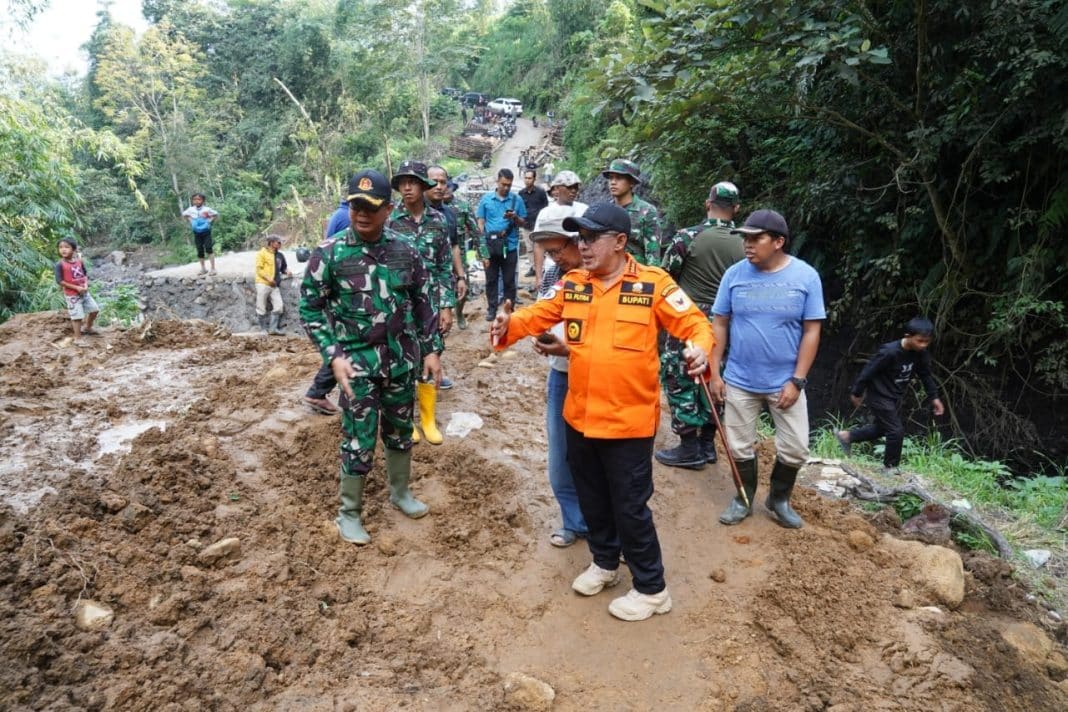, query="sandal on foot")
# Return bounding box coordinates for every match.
[303,396,339,415]
[550,529,578,548]
[81,328,99,336]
